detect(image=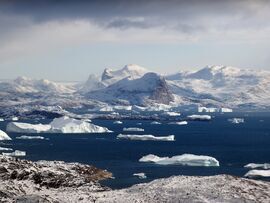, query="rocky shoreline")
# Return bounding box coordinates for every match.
[0,155,269,203]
